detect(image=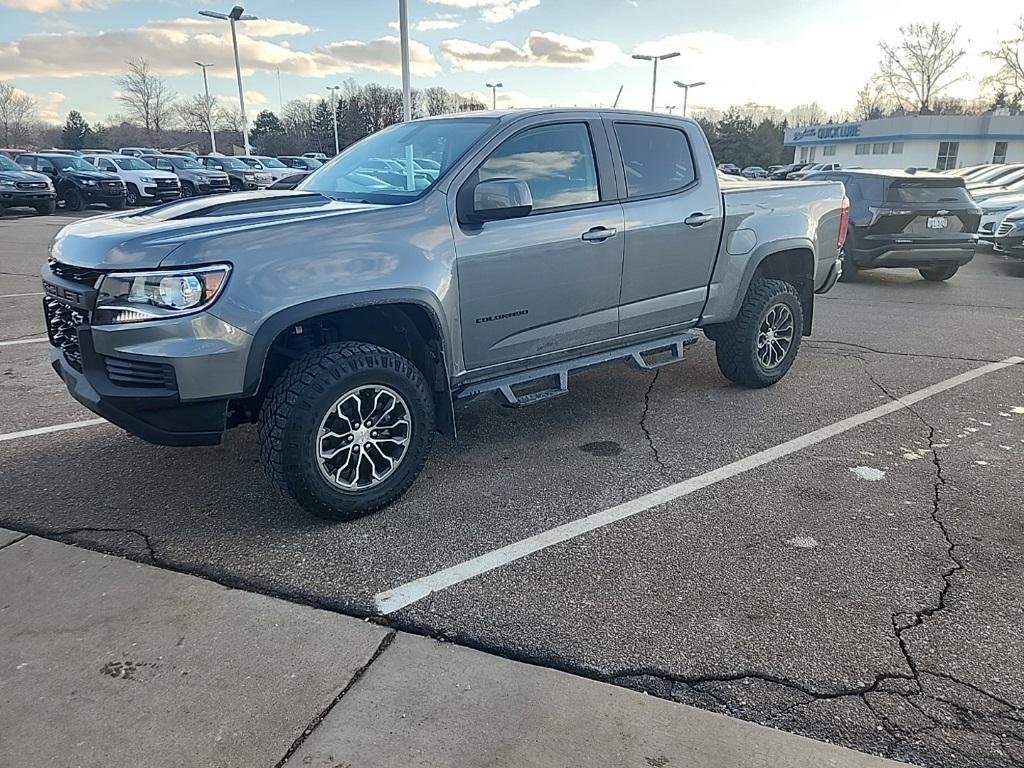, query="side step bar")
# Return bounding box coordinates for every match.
[457,332,701,407]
